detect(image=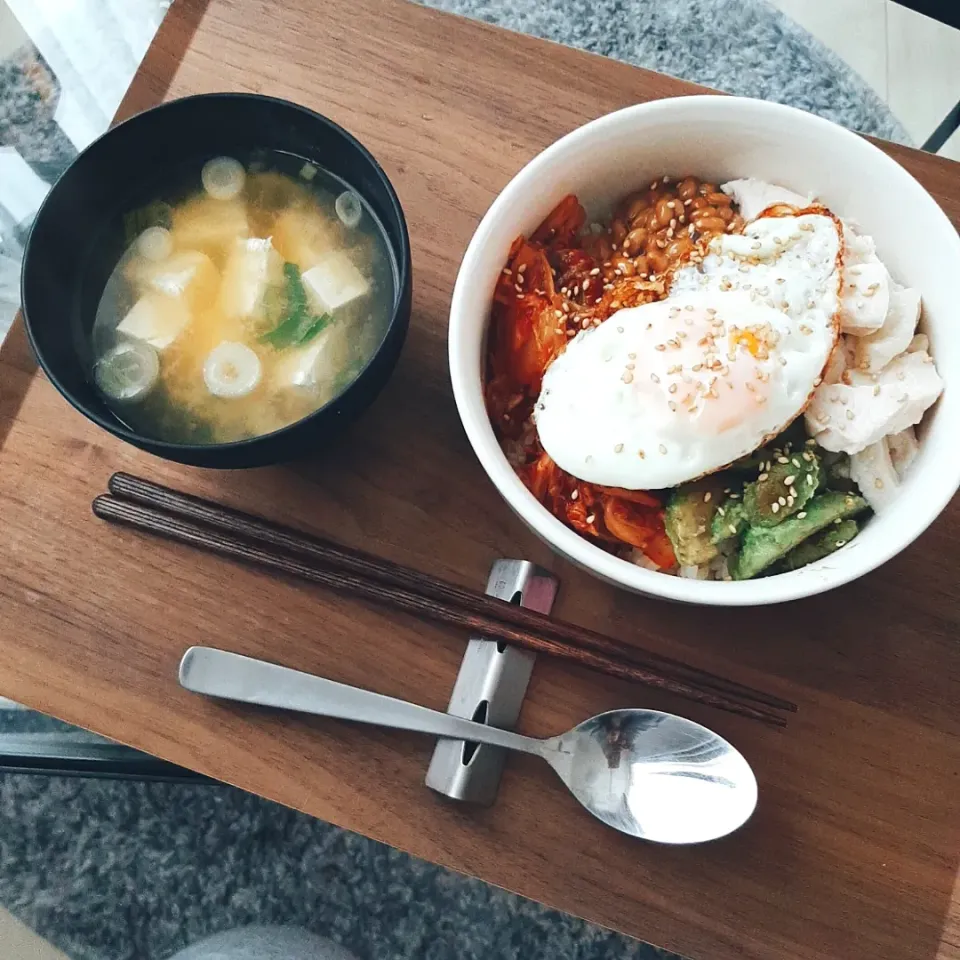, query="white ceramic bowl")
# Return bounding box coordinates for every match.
[448,96,960,606]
